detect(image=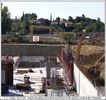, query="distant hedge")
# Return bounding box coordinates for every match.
[30,25,49,34]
